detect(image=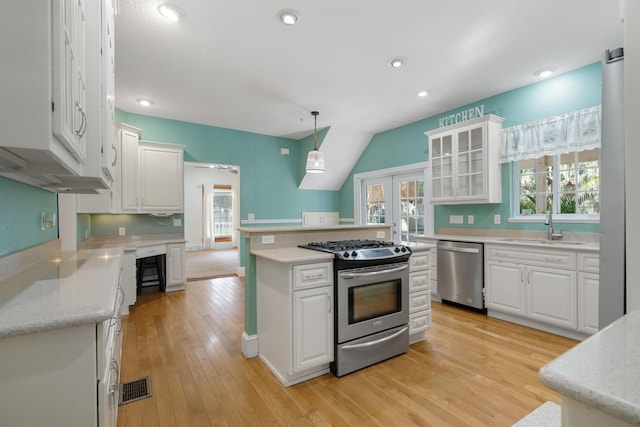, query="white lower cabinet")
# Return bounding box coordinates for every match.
[485,260,526,316]
[166,243,186,291]
[293,286,333,372]
[0,286,123,427]
[408,250,432,344]
[485,244,599,339]
[257,258,333,386]
[527,266,576,329]
[577,252,600,335]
